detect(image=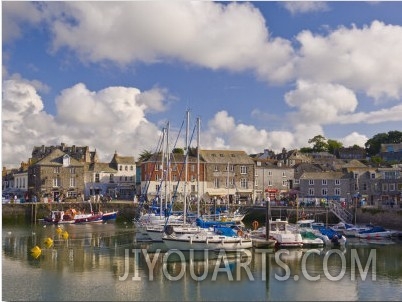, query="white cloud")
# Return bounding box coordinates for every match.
[40,2,294,84]
[341,132,368,148]
[1,77,164,167]
[2,2,43,43]
[282,2,330,15]
[295,21,402,100]
[285,81,358,124]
